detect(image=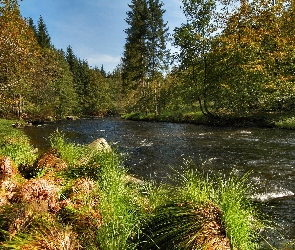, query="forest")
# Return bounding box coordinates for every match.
[1,0,295,124]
